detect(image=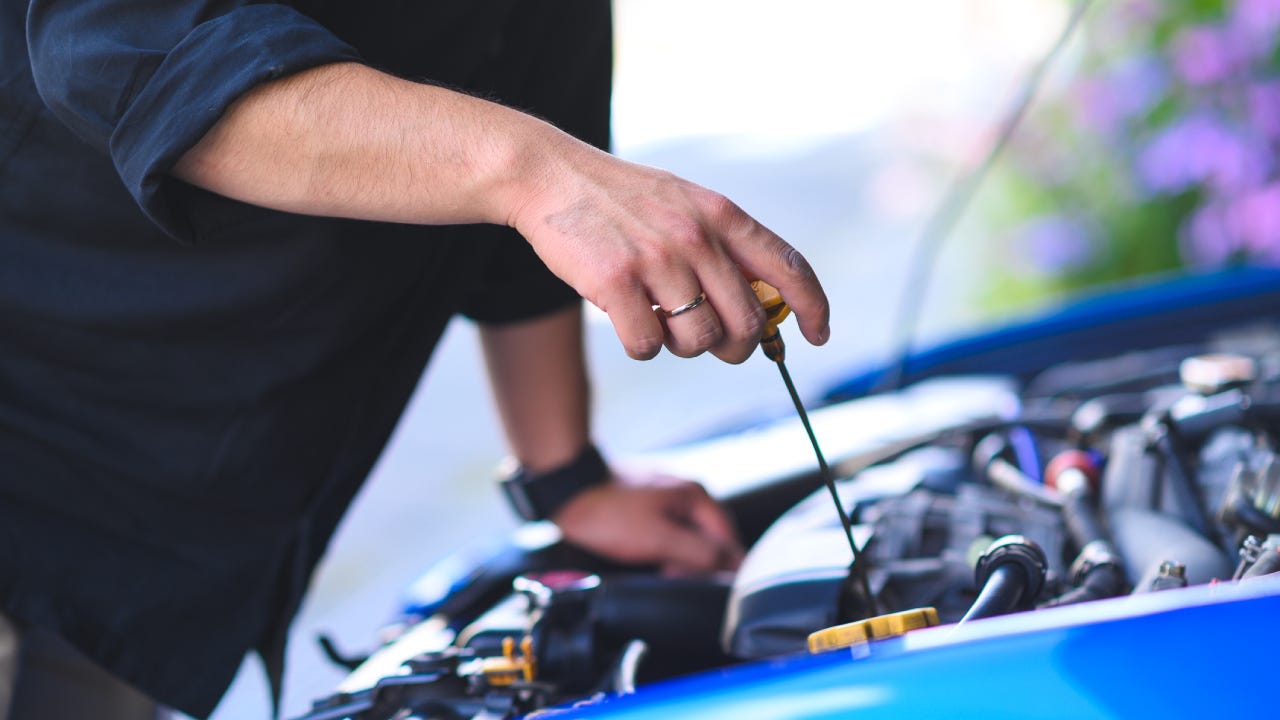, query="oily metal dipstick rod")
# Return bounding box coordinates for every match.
[752,281,878,617]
